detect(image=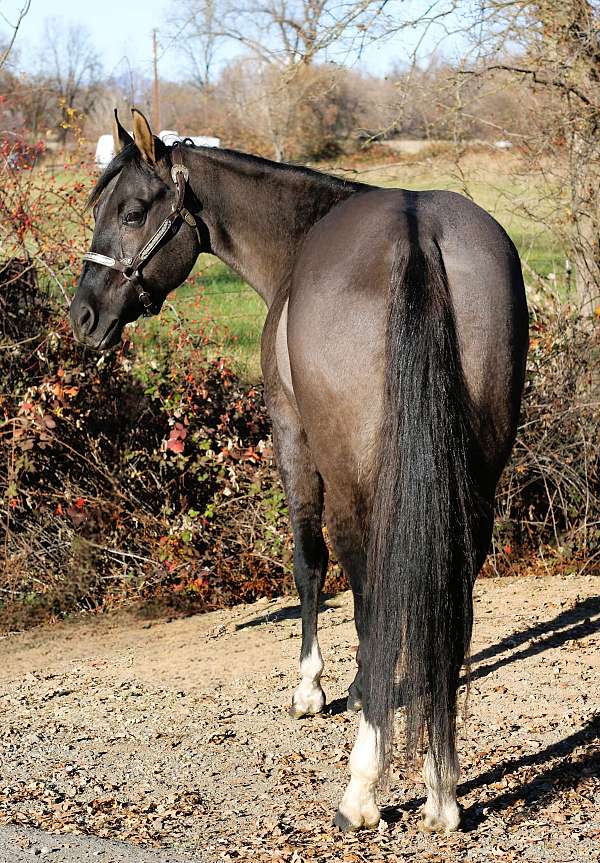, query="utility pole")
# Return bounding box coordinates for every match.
[152,29,160,130]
